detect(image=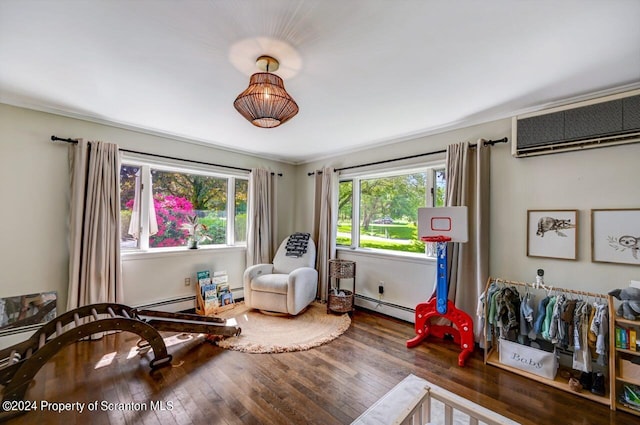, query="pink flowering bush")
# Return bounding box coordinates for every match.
[126,195,195,248]
[151,195,195,247]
